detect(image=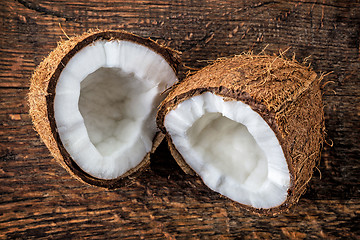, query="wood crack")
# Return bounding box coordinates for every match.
[293,0,352,9]
[0,86,29,89]
[15,0,77,22]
